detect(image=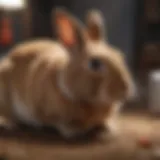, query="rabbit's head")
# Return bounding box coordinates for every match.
[53,8,135,105]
